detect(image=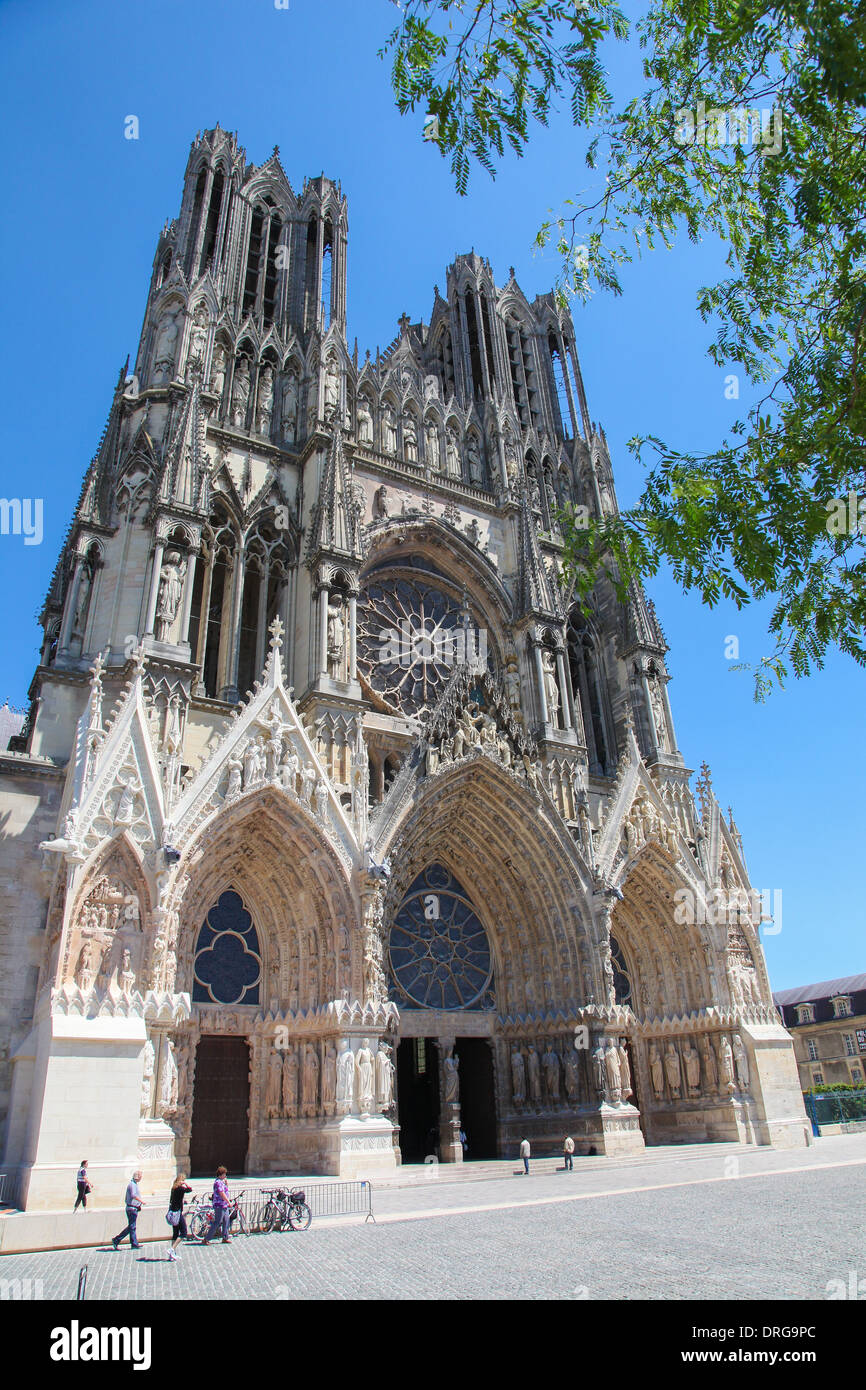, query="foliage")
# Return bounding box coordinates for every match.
[381,2,866,694]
